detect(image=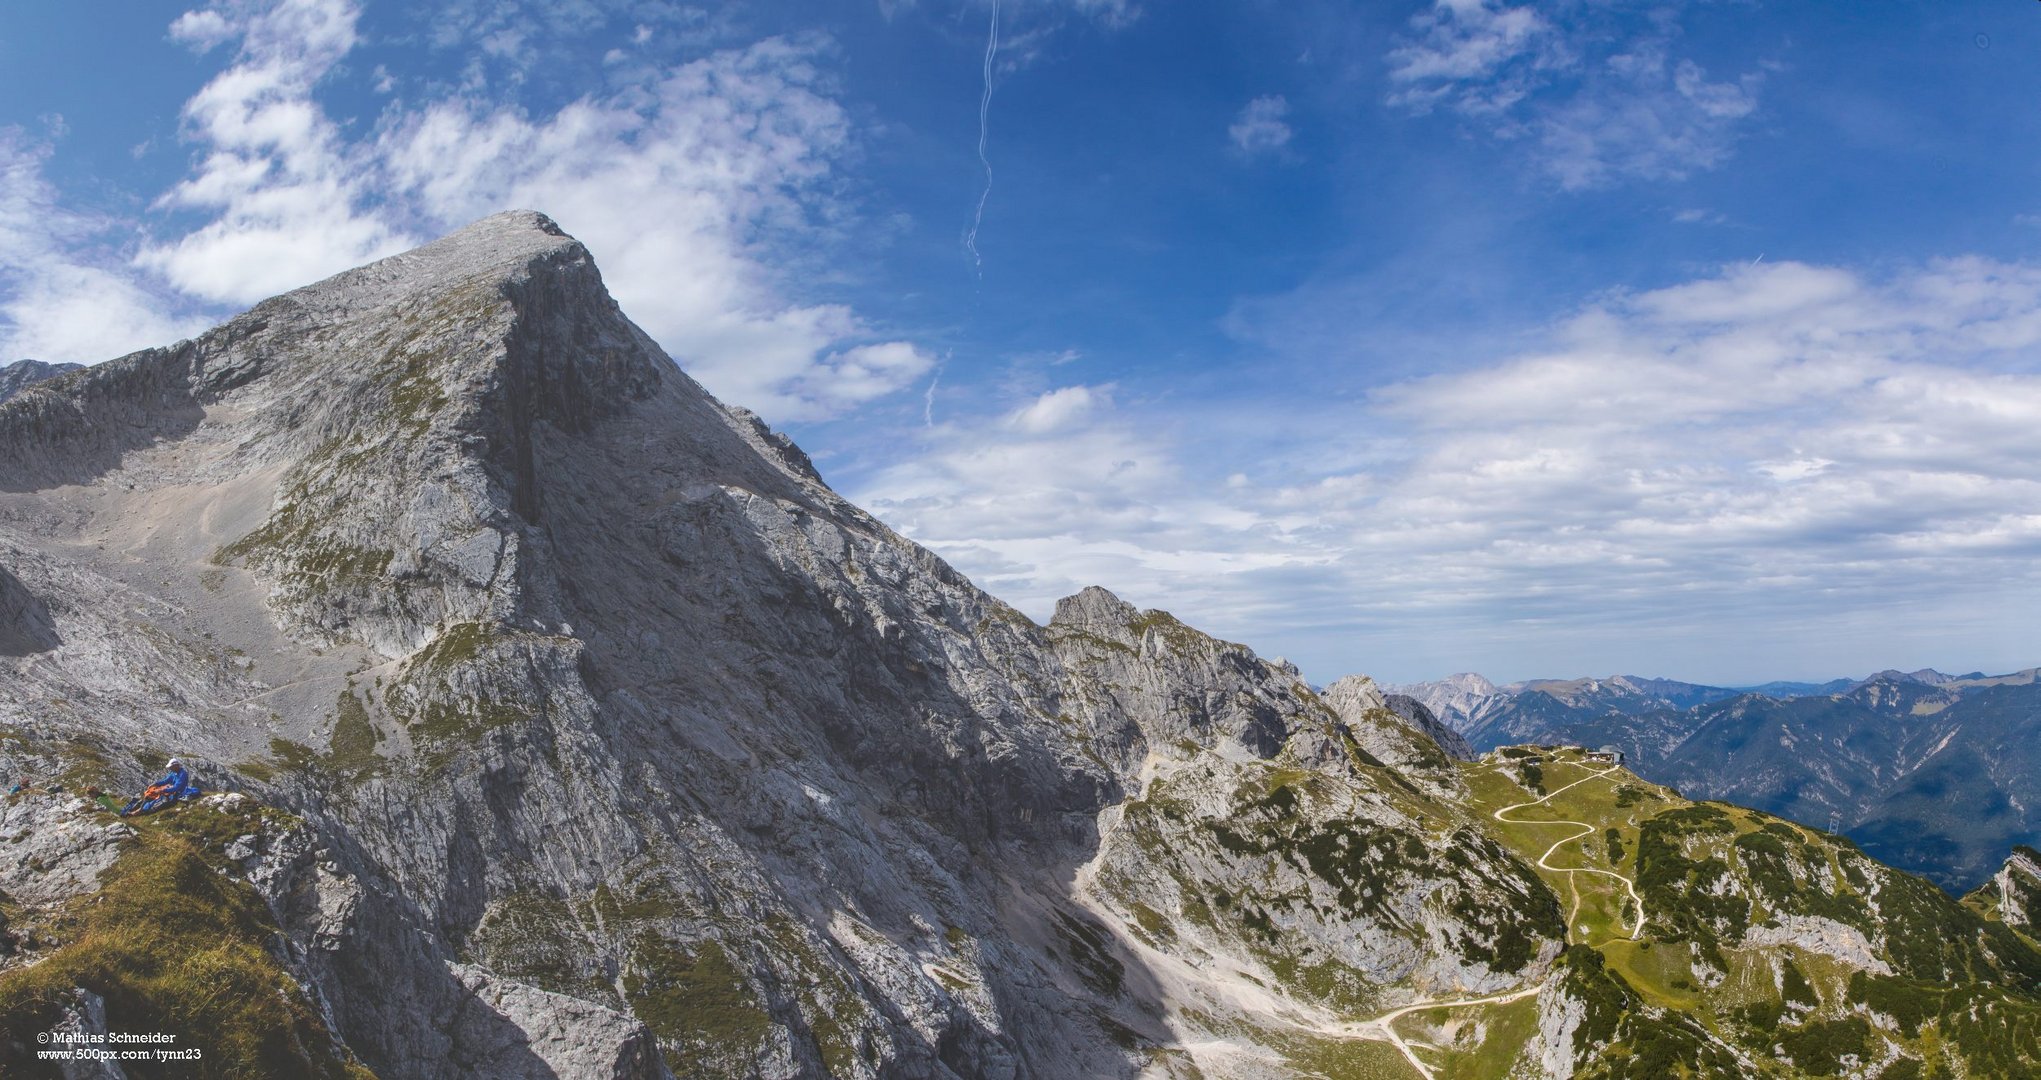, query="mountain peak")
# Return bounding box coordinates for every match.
[0,359,84,405]
[240,209,601,341]
[1,211,664,491]
[1050,584,1138,629]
